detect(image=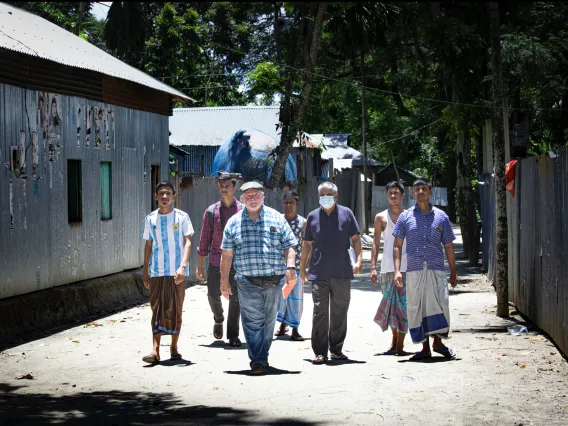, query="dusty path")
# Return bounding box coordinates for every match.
[1,227,567,425]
